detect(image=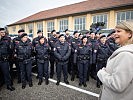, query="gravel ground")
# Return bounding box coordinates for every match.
[0,71,101,100]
